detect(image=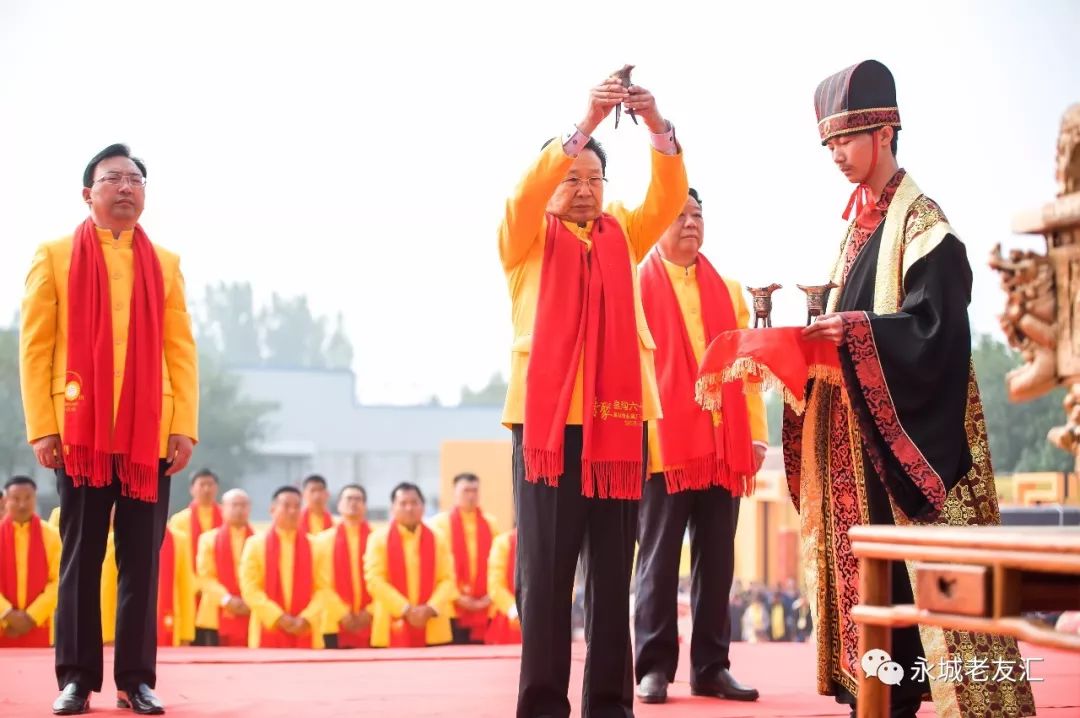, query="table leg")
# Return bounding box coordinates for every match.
[858,555,892,718]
